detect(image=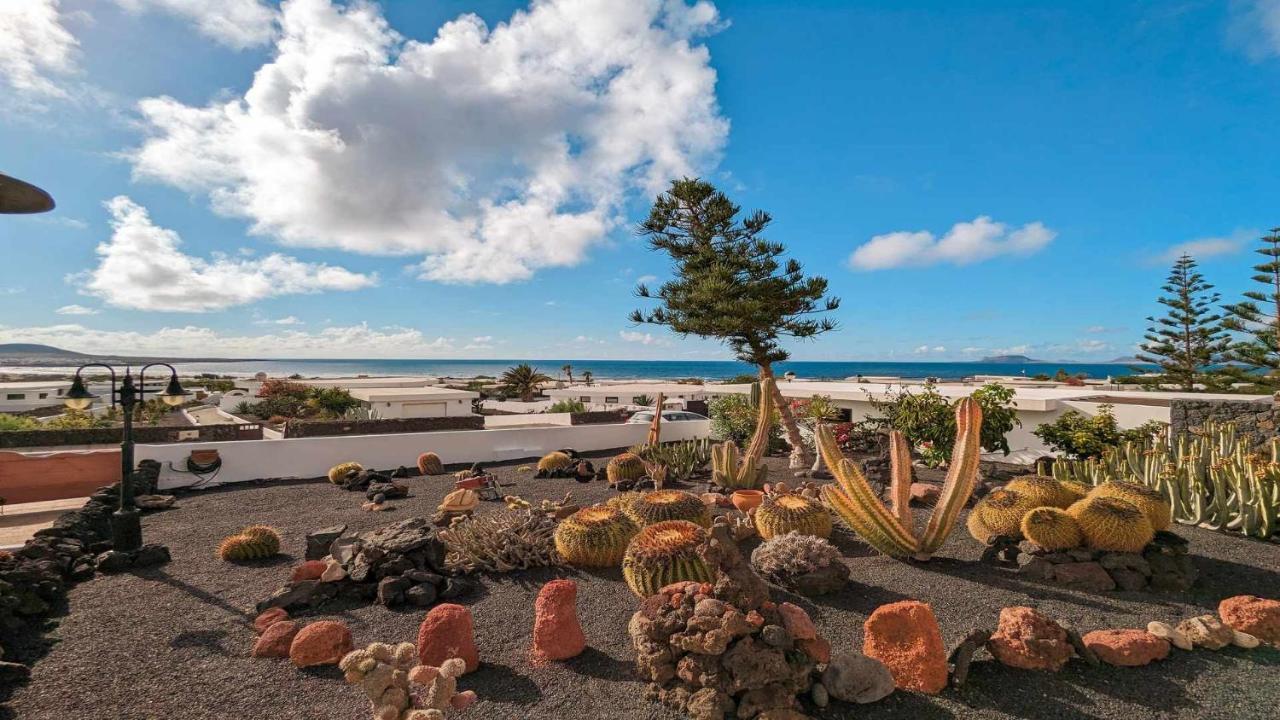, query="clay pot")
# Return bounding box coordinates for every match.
[731,489,764,513]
